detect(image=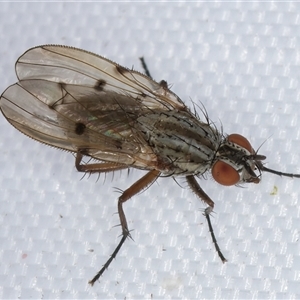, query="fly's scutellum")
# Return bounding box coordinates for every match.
[1,45,300,285]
